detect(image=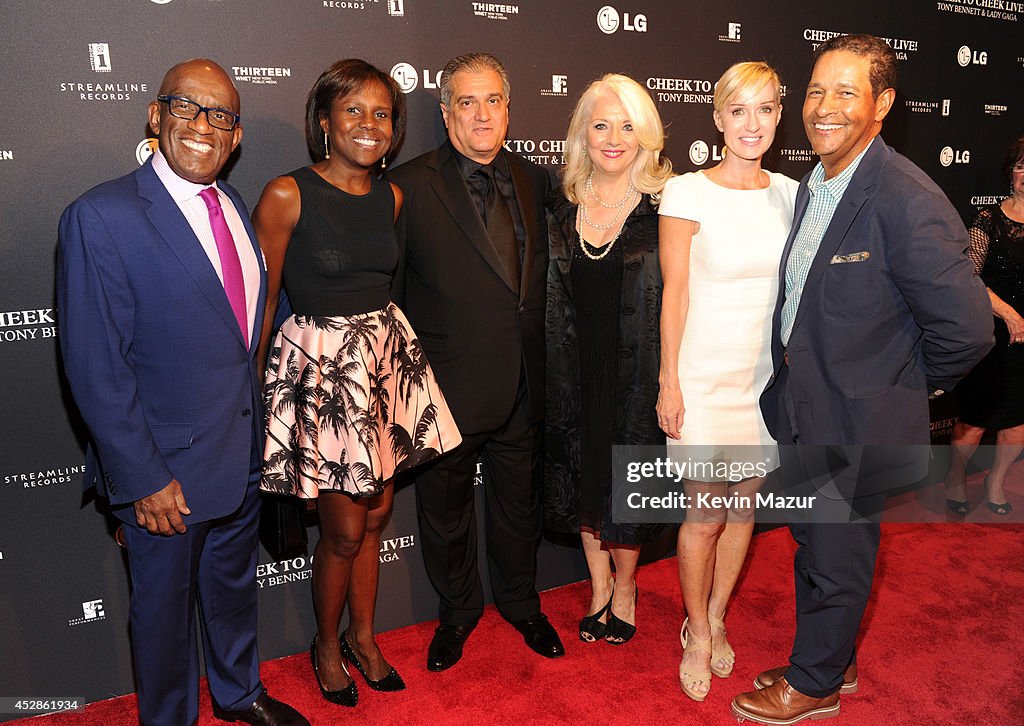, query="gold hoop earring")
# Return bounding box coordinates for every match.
[324,131,330,159]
